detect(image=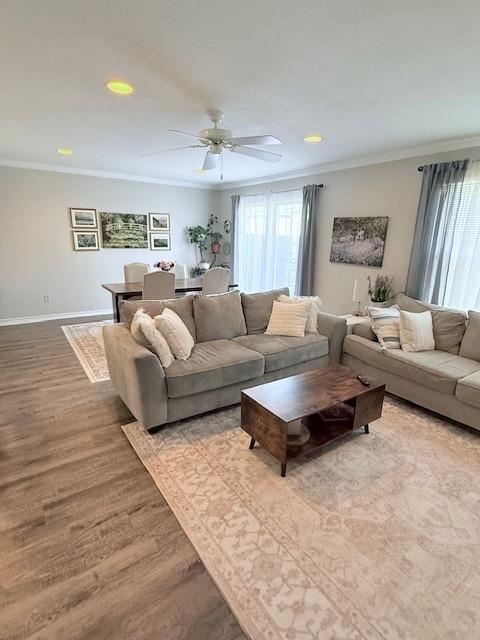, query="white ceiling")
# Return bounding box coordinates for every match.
[1,0,480,188]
